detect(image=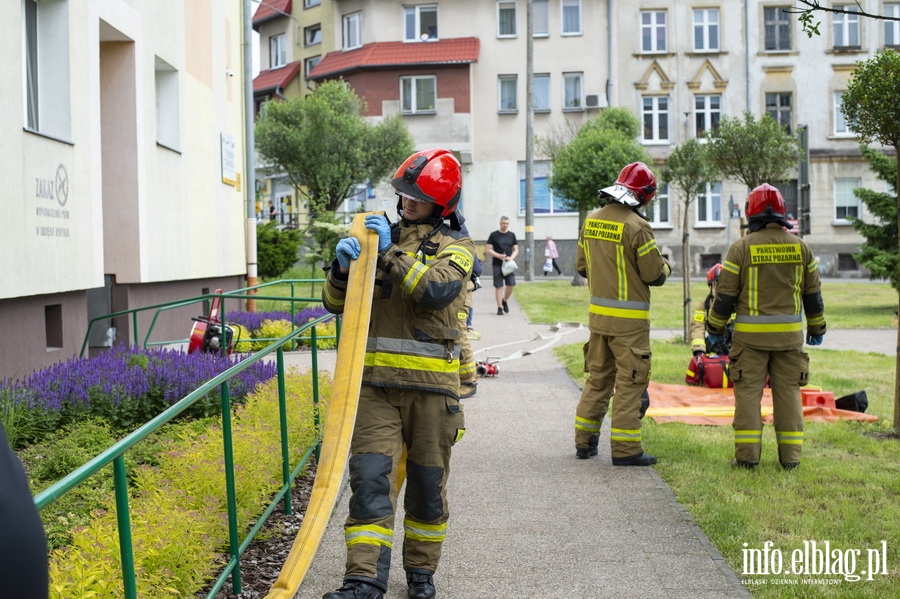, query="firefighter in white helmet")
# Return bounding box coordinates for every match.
[707,183,826,469]
[322,148,475,599]
[574,162,671,466]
